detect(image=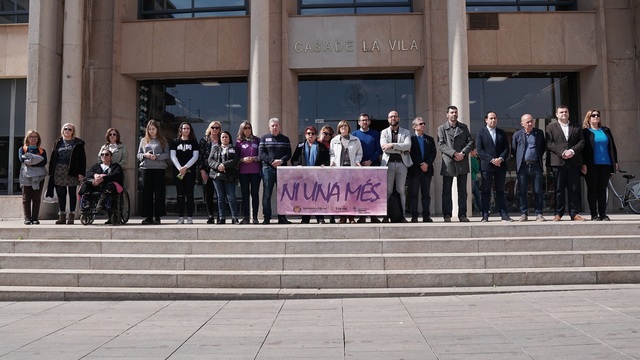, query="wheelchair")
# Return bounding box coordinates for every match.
[79,180,130,226]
